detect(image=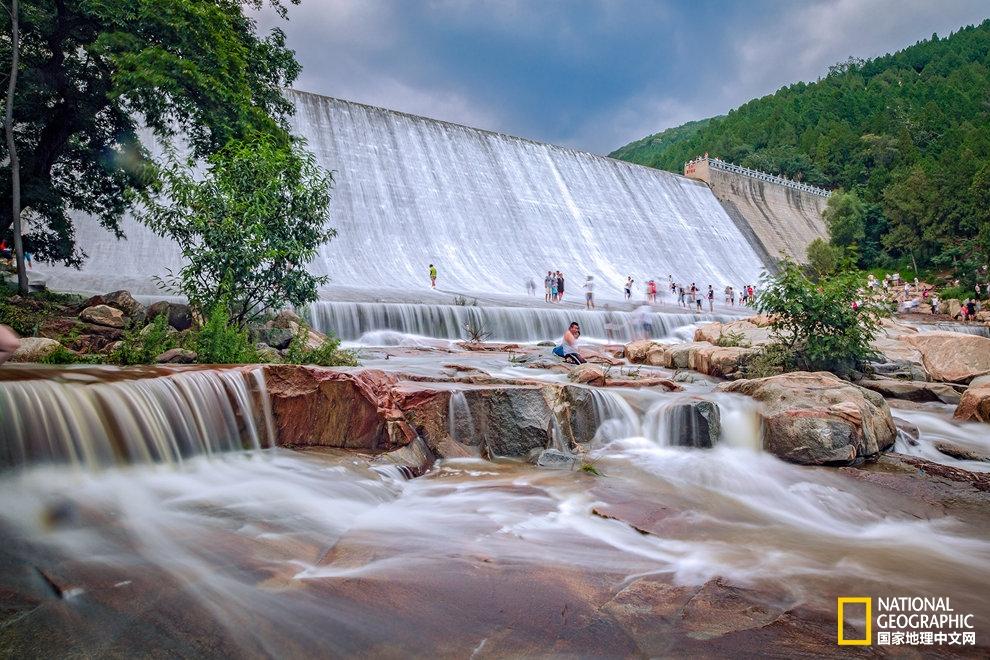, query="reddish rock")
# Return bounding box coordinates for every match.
[718,371,896,465]
[264,365,403,450]
[568,363,606,387]
[80,304,126,329]
[955,375,990,423]
[900,331,990,383]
